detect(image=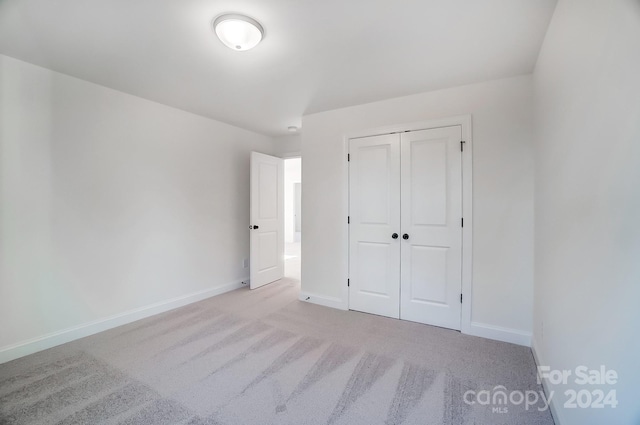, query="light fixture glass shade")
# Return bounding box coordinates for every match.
[214,14,263,51]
